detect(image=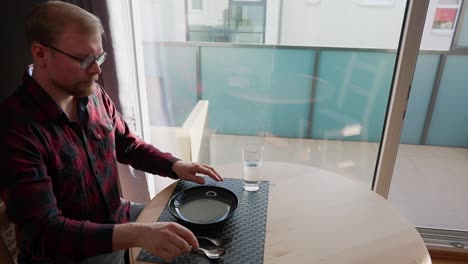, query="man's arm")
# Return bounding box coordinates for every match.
[96,86,181,178]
